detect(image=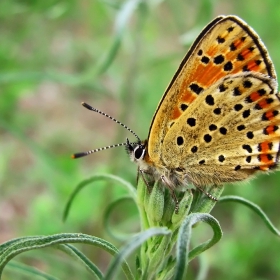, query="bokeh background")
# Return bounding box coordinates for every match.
[1,0,280,279]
